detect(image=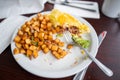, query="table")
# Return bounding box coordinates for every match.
[0,0,120,80]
